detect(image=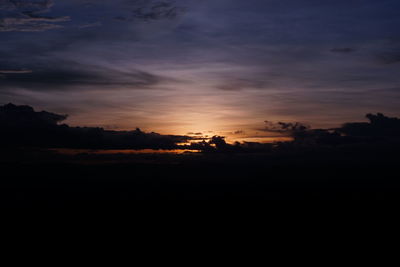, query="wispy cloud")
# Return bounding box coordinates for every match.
[0,69,32,74]
[0,62,178,91]
[0,0,69,32]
